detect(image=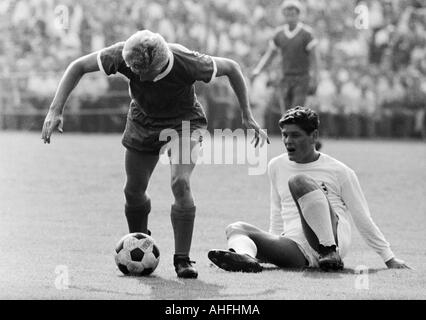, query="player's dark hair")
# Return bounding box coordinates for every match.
[278,106,319,134]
